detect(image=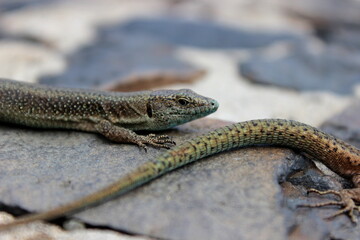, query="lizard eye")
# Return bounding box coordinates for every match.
[178,98,189,106]
[146,102,153,118]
